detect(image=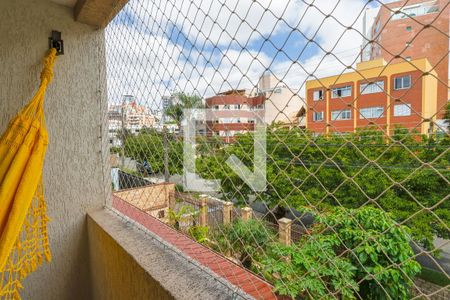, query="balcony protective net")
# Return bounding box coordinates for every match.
[105,1,449,299]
